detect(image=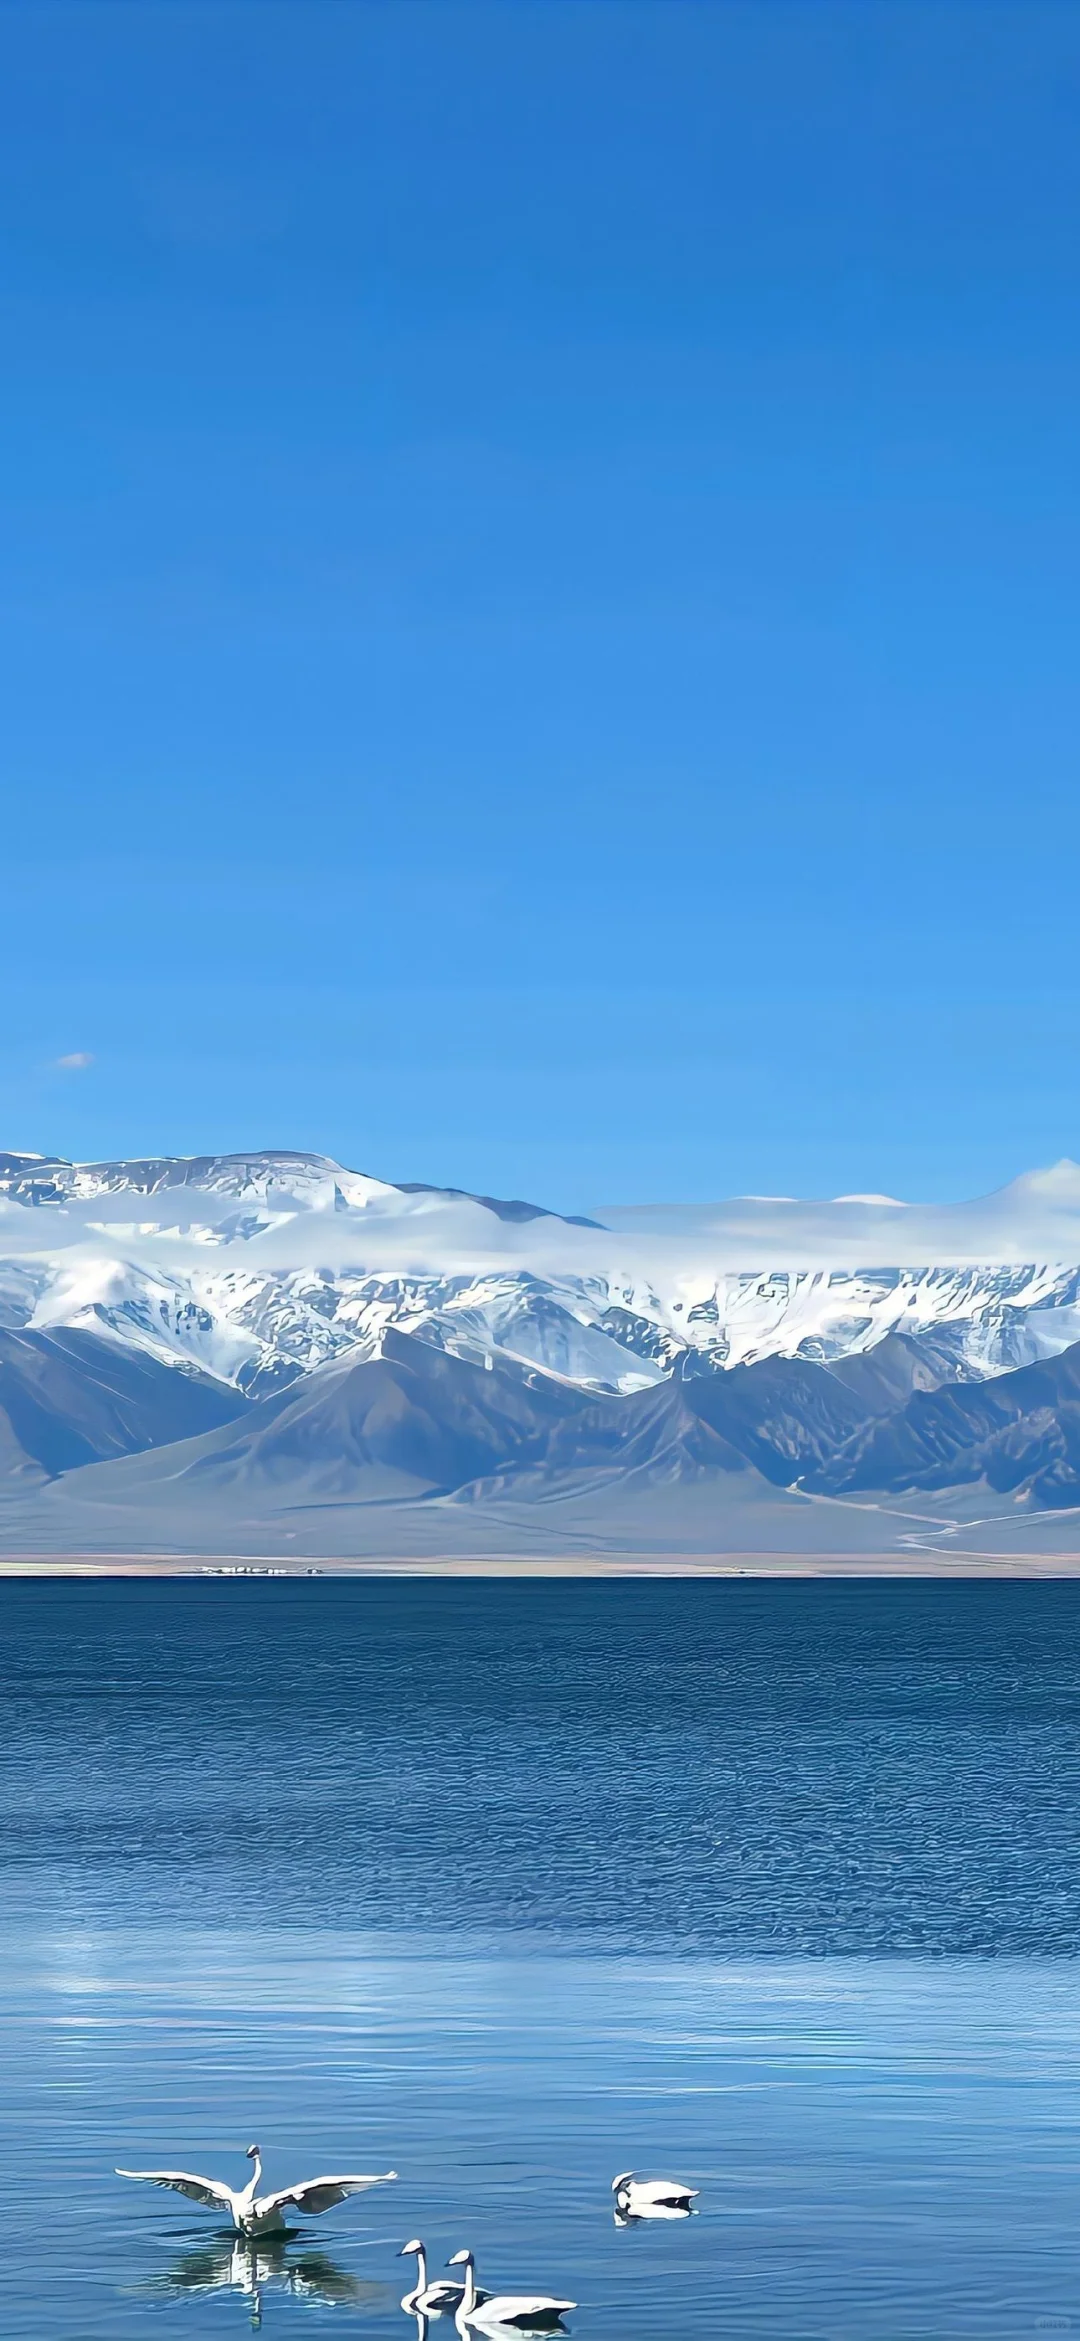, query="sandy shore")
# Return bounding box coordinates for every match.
[3,1548,1080,1576]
